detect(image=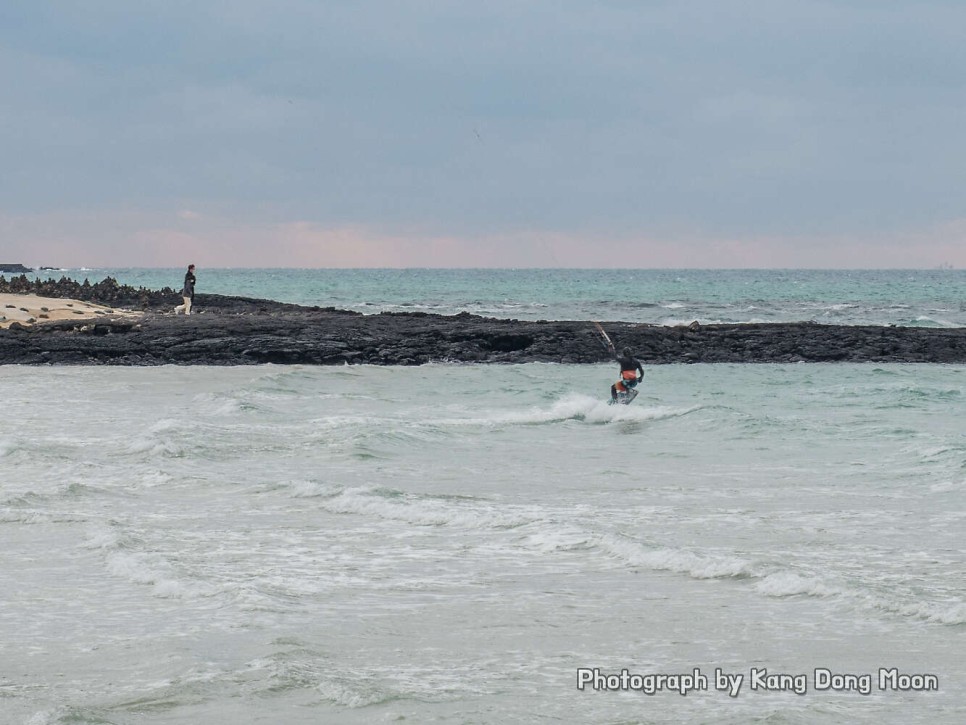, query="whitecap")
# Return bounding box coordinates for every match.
[283,479,343,498]
[26,710,64,725]
[434,394,703,428]
[314,678,395,708]
[318,487,533,530]
[595,533,754,580]
[104,551,213,599]
[516,525,594,553]
[754,571,838,598]
[858,592,966,626]
[913,316,956,328]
